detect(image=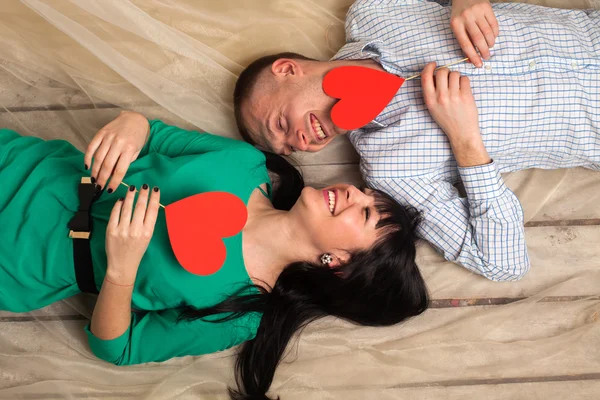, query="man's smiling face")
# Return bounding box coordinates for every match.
[240,58,348,156]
